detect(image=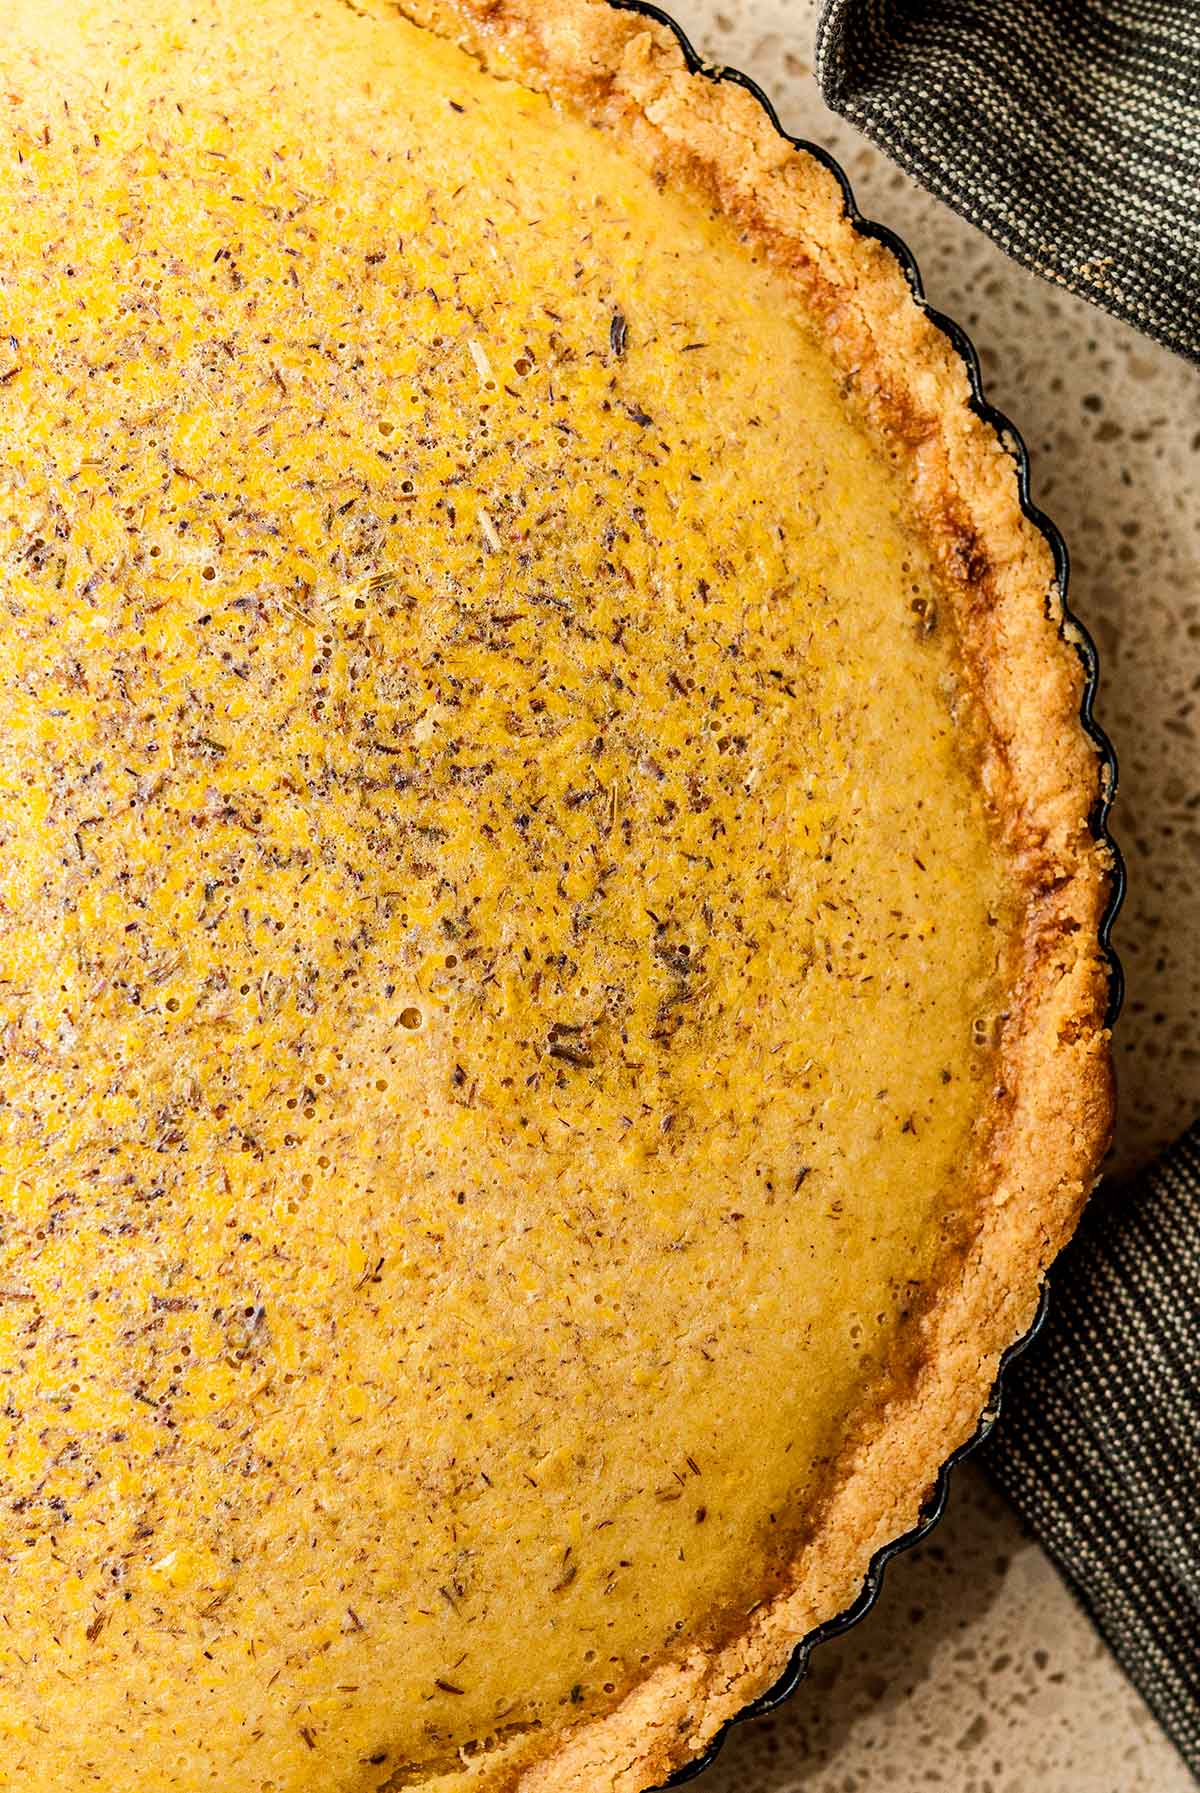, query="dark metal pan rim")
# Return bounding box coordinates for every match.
[590,3,1126,1783]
